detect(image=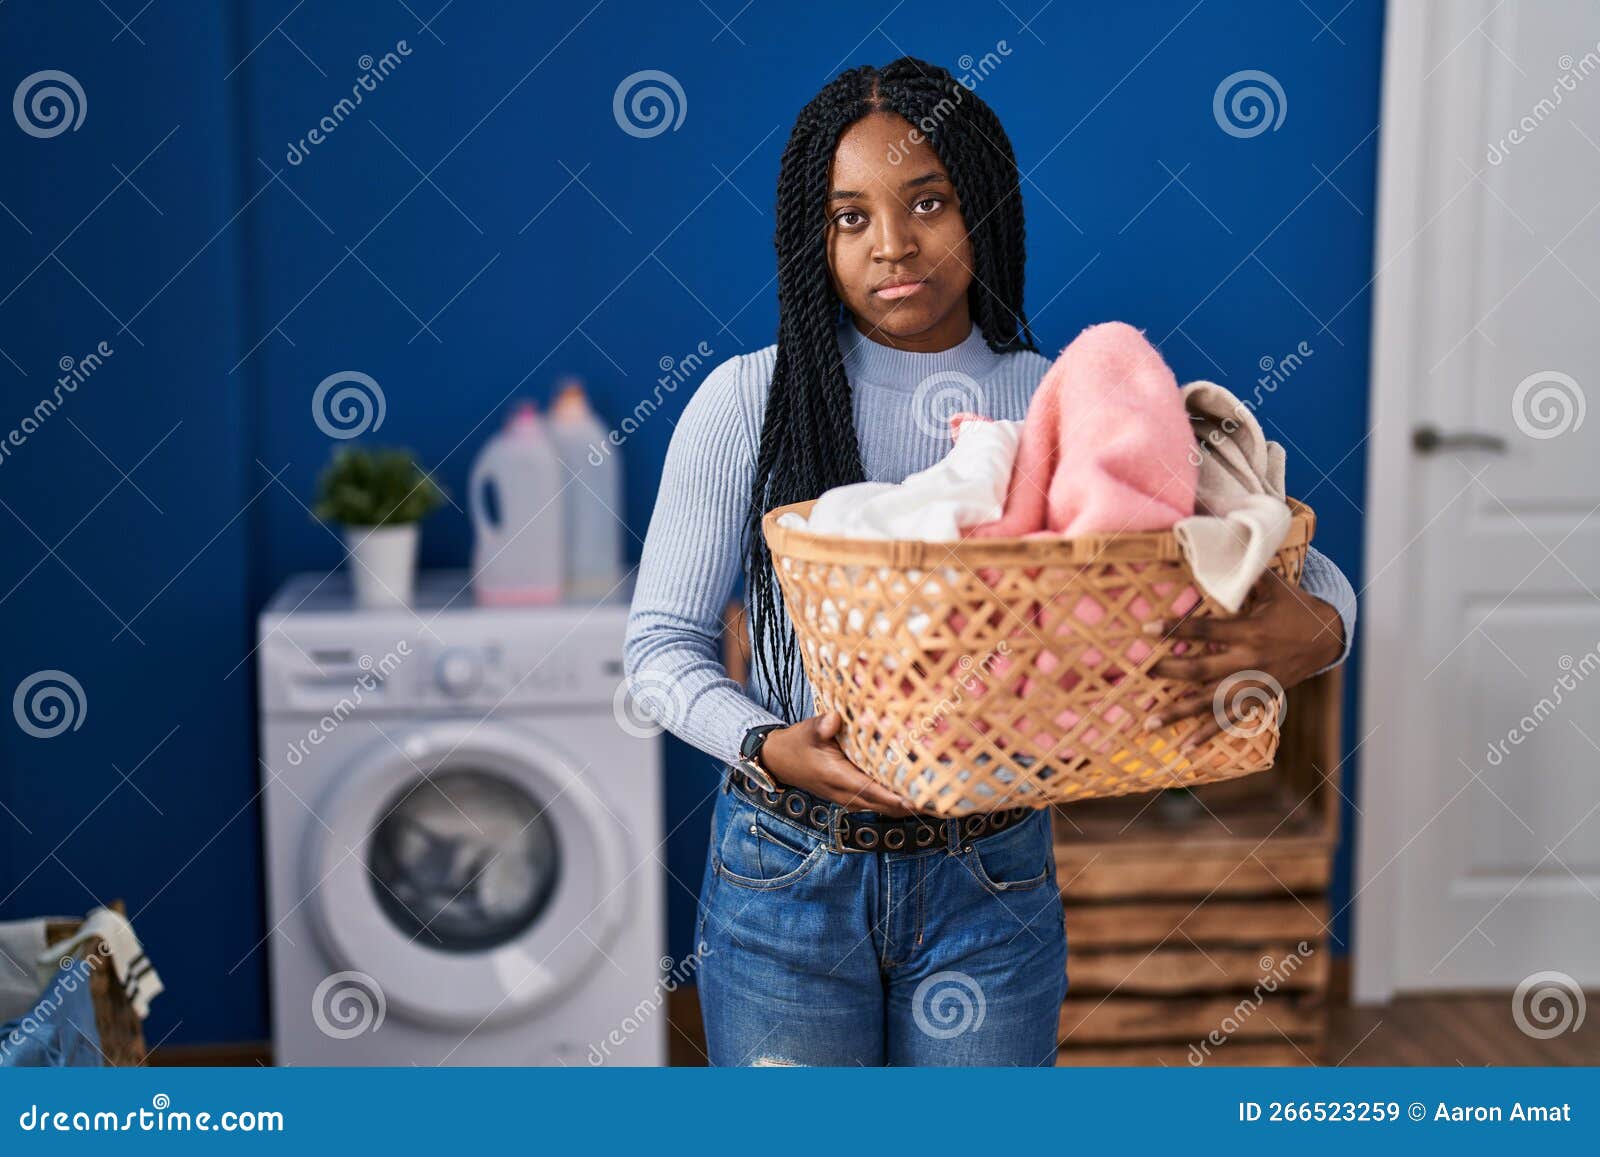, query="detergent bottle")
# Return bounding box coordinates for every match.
[549,377,625,599]
[469,401,564,605]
